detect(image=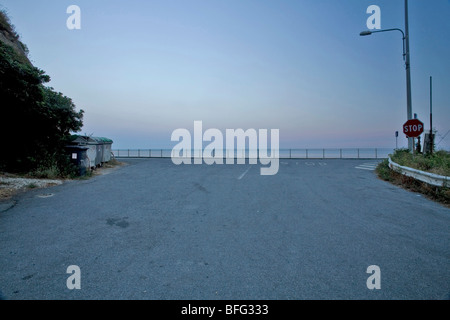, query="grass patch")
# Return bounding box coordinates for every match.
[102,158,123,168]
[73,169,93,180]
[391,149,450,176]
[26,183,38,189]
[376,152,450,207]
[28,165,61,180]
